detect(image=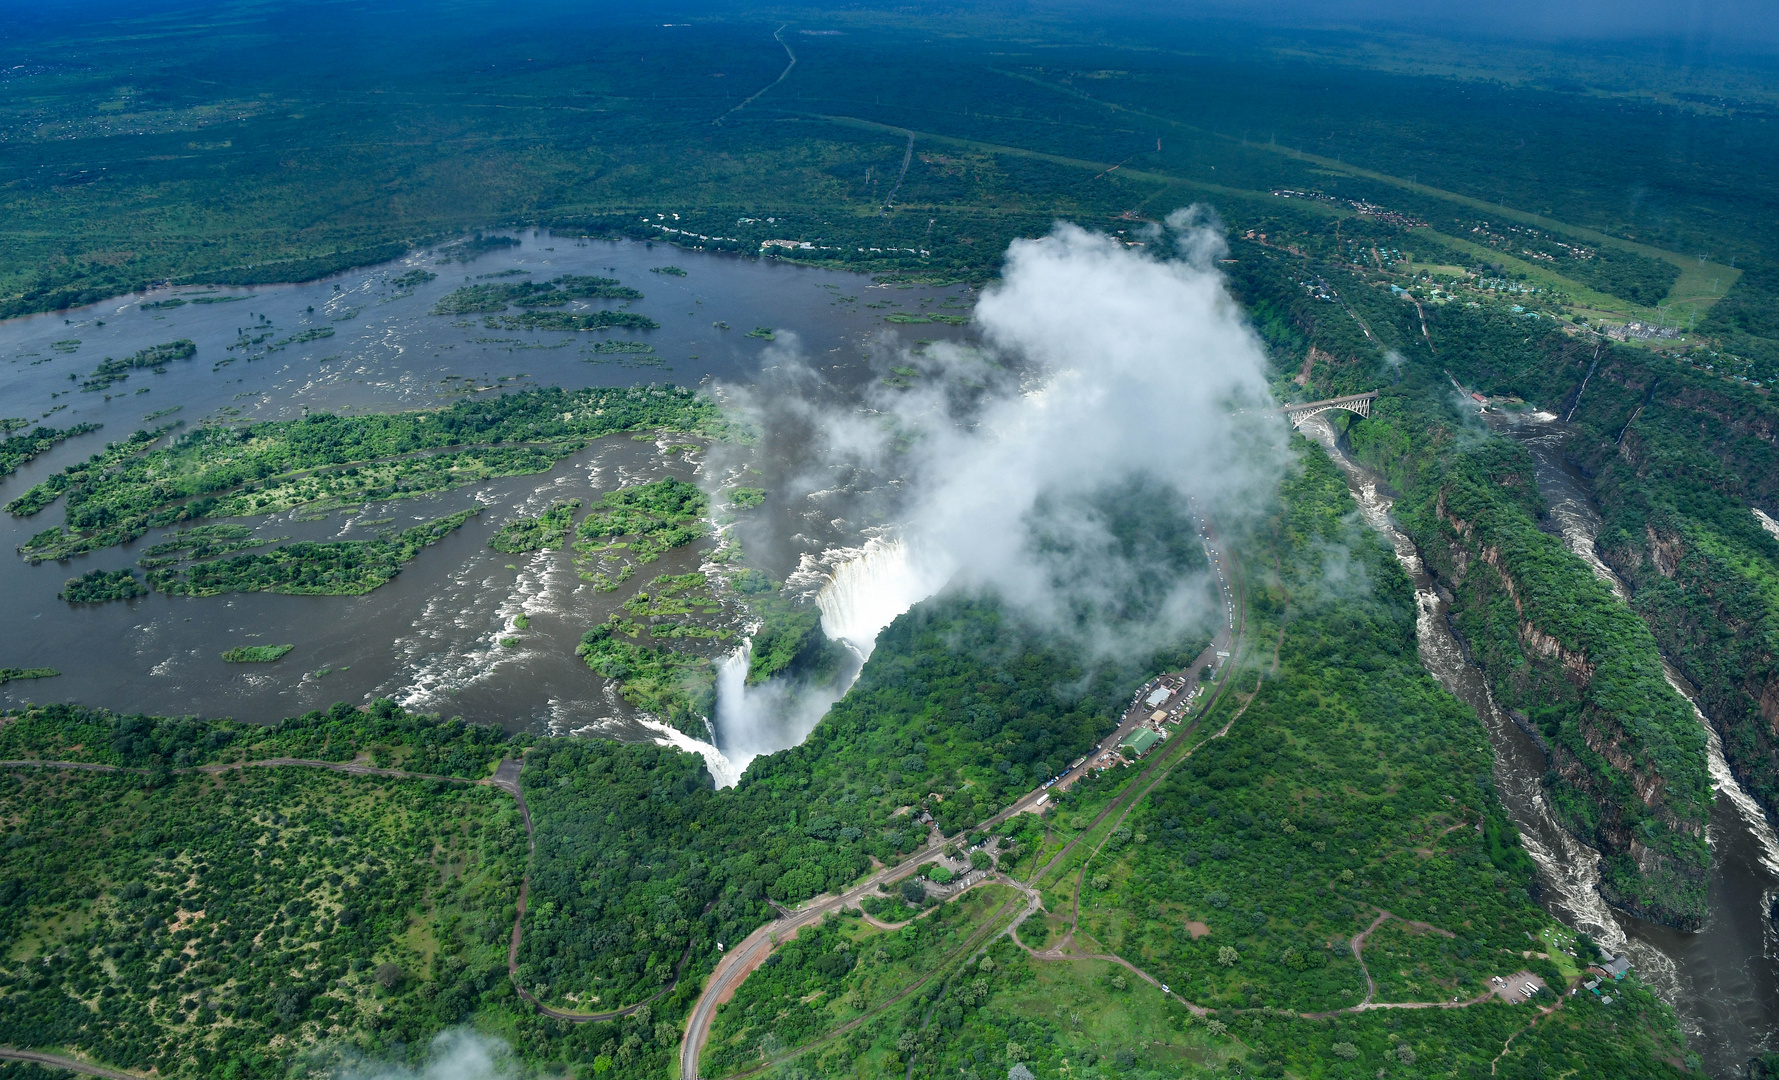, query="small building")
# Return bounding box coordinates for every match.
[1121,729,1162,757]
[1144,685,1172,708]
[1599,955,1632,980]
